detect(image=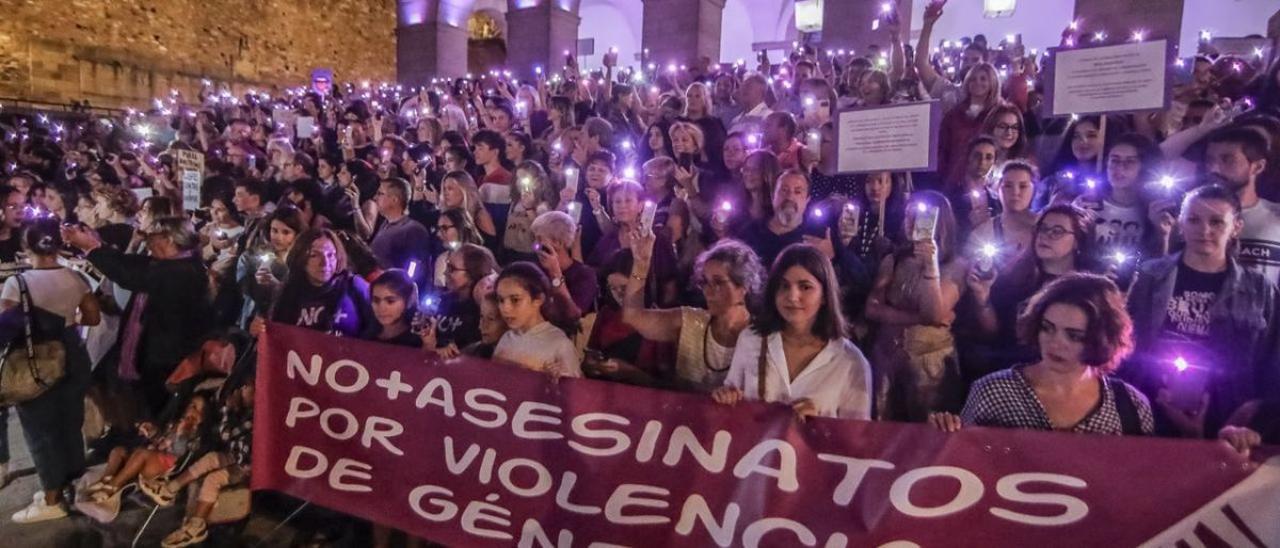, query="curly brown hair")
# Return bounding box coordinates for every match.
[92,185,140,217]
[1015,273,1133,373]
